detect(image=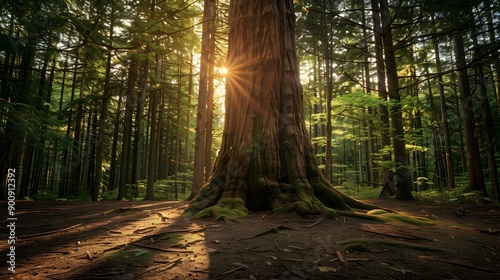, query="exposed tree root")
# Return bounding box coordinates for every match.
[184,171,385,220]
[336,209,434,226]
